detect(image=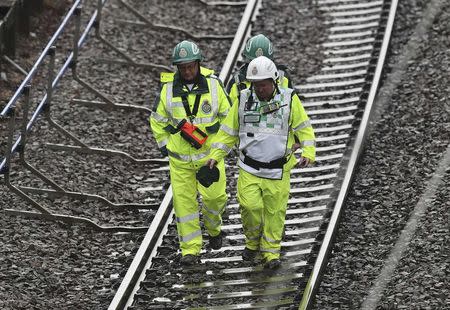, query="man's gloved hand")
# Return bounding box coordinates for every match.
[159,146,168,157]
